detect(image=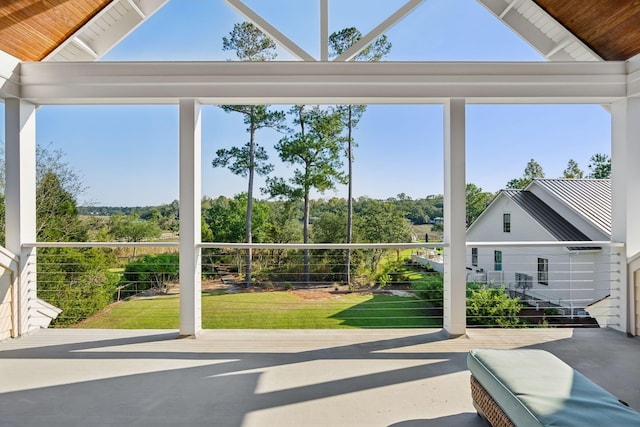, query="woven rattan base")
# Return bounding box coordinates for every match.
[470,375,516,427]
